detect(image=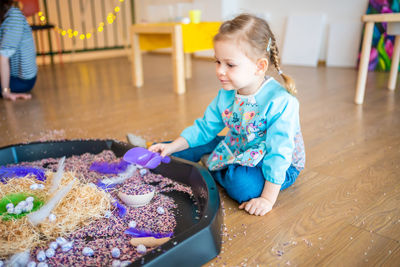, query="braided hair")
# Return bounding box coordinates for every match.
[214,13,297,95]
